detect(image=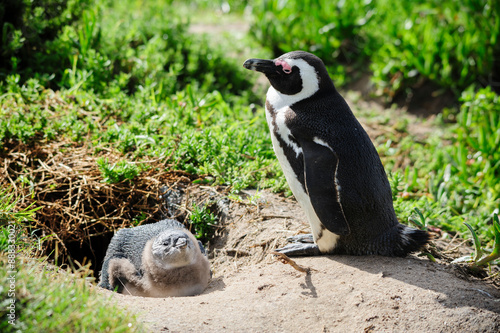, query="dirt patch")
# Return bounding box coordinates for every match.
[101,190,500,332]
